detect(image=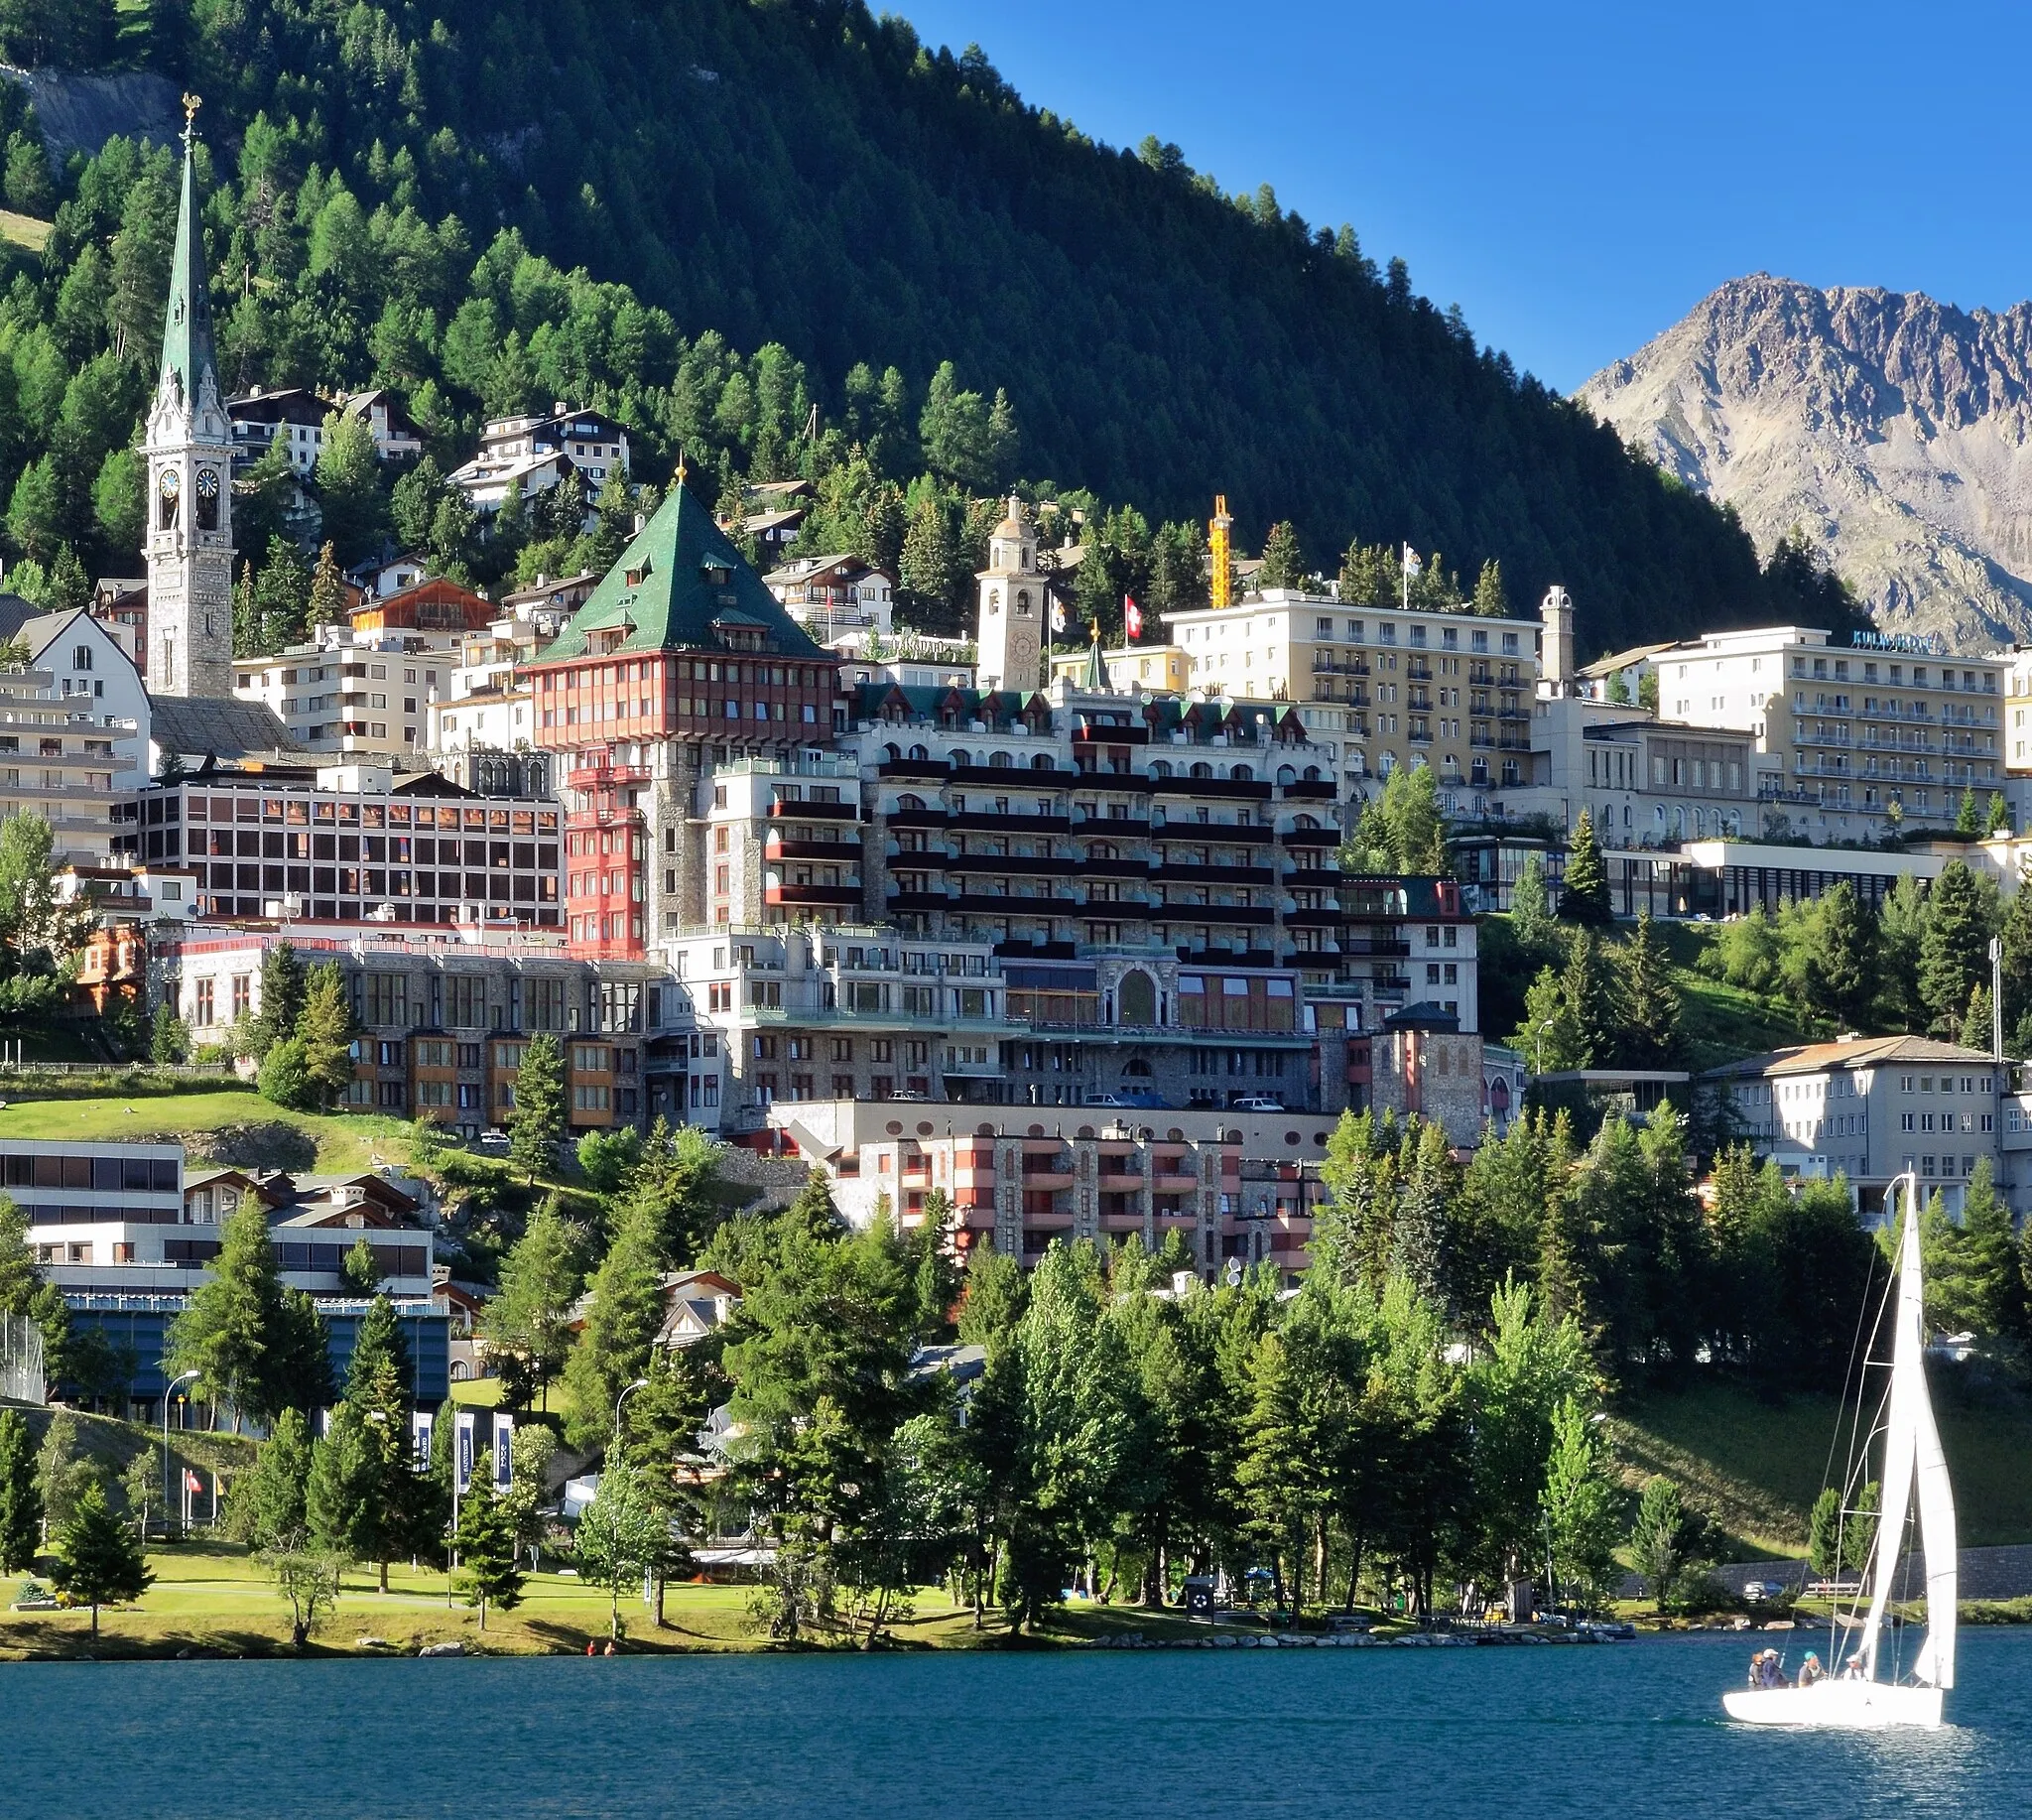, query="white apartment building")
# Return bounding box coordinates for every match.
[1645,627,2003,839]
[234,630,459,755]
[14,606,150,783]
[1162,588,1541,810]
[431,683,536,754]
[1702,1036,2003,1220]
[0,666,137,863]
